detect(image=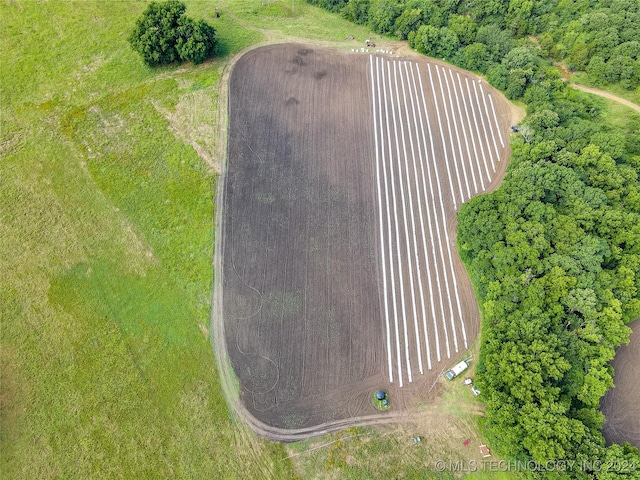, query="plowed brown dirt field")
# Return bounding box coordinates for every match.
[222,44,513,432]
